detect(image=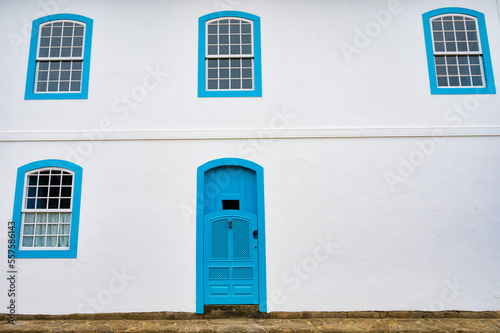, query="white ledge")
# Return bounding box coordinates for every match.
[1,127,500,142]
